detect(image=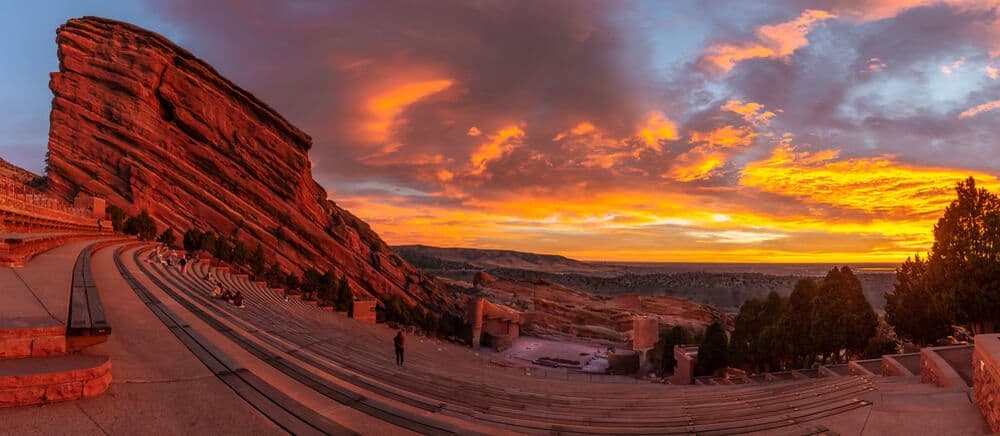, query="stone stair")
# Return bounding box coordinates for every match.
[0,239,115,408]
